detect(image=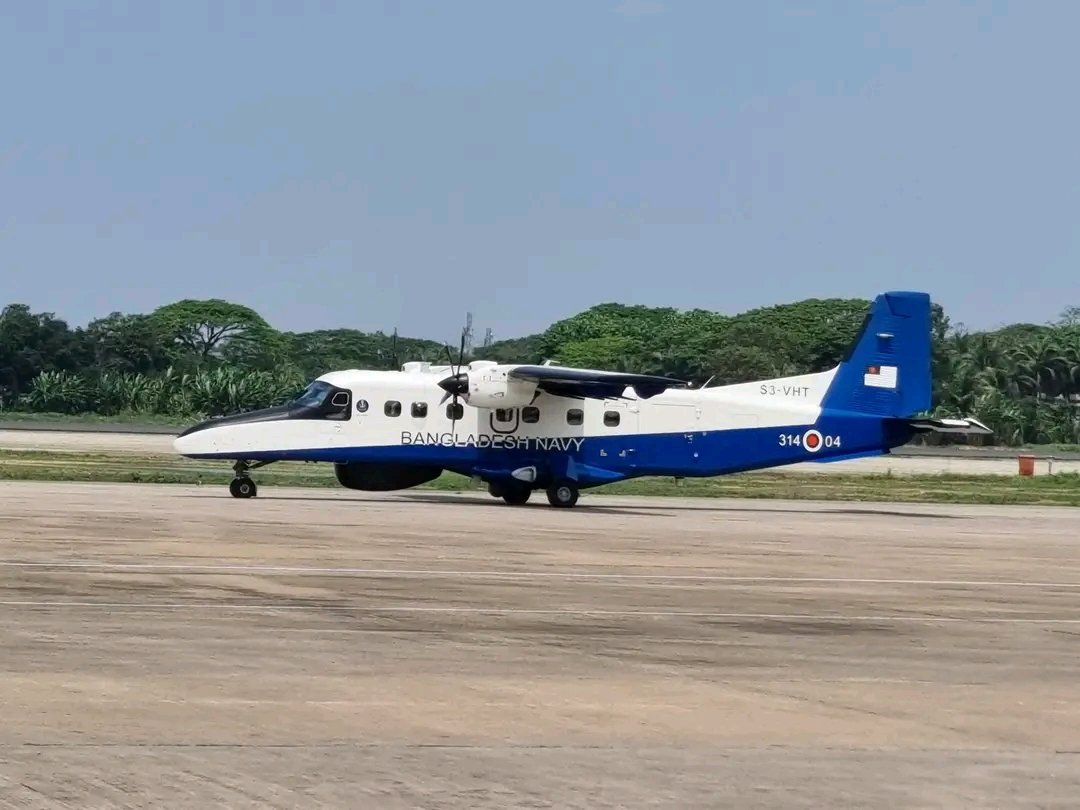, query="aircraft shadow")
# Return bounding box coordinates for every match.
[174,491,965,520]
[172,491,668,516]
[690,505,967,520]
[393,492,967,520]
[391,492,670,516]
